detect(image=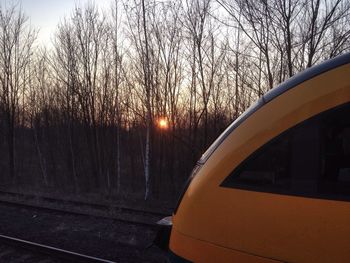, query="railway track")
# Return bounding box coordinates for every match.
[0,190,170,227]
[0,190,169,262]
[0,189,170,215]
[0,234,115,263]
